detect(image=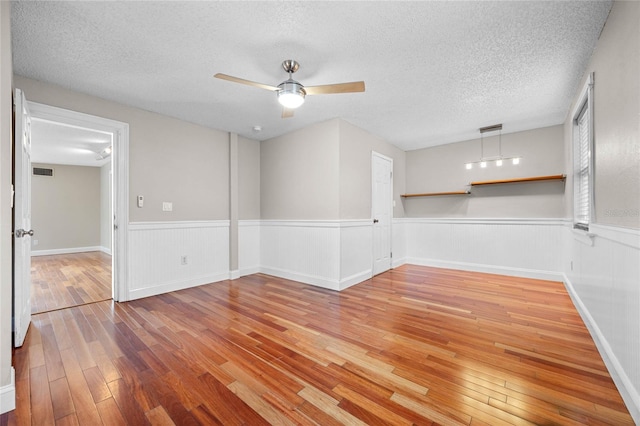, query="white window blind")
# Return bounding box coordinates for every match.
[573,75,593,231]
